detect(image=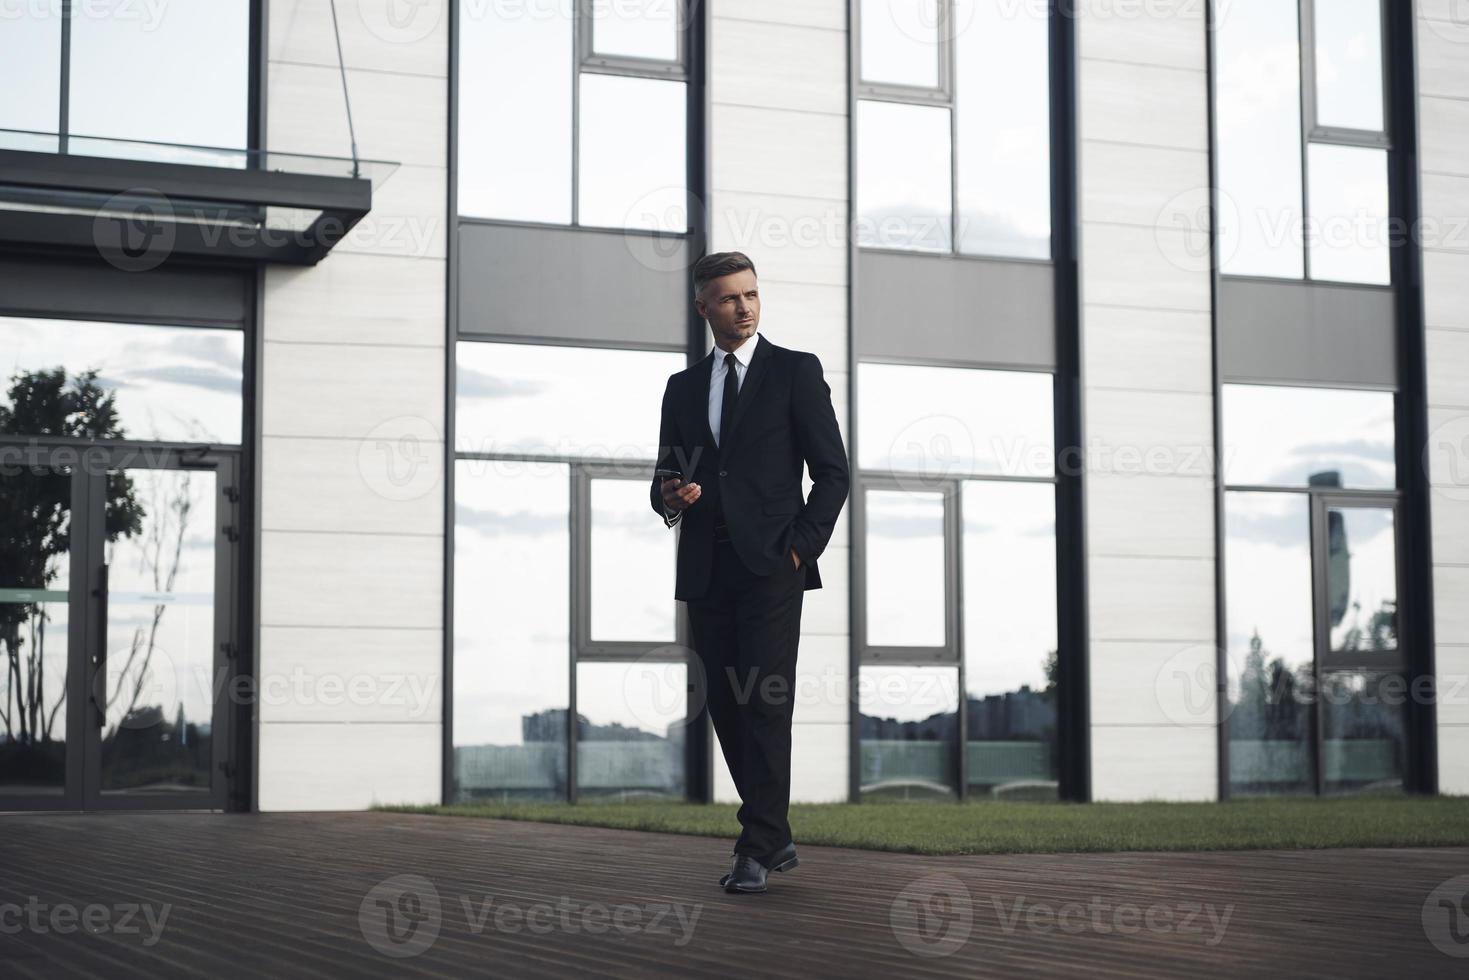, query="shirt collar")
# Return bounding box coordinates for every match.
[711,331,760,369]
